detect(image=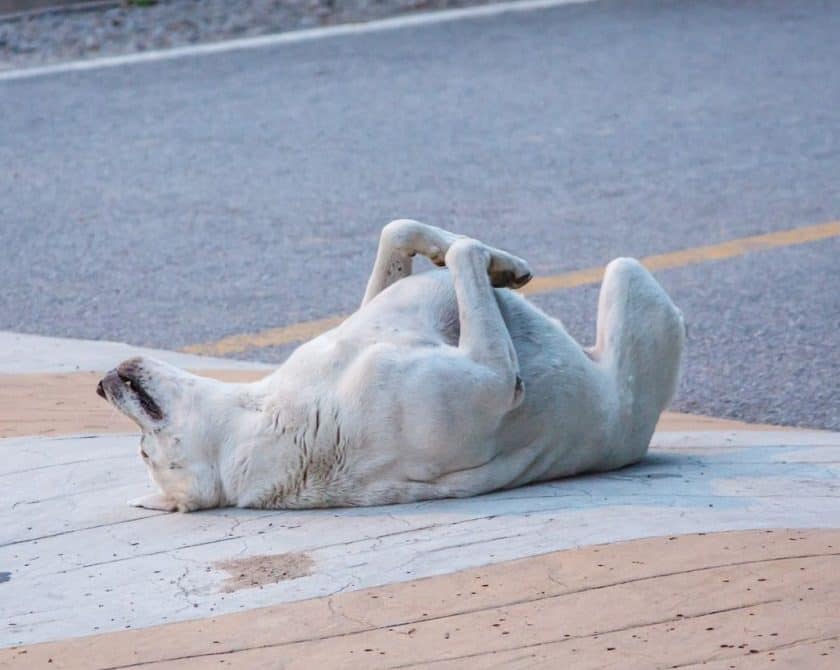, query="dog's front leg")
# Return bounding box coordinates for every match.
[361,219,464,306]
[445,238,533,407]
[128,493,179,512]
